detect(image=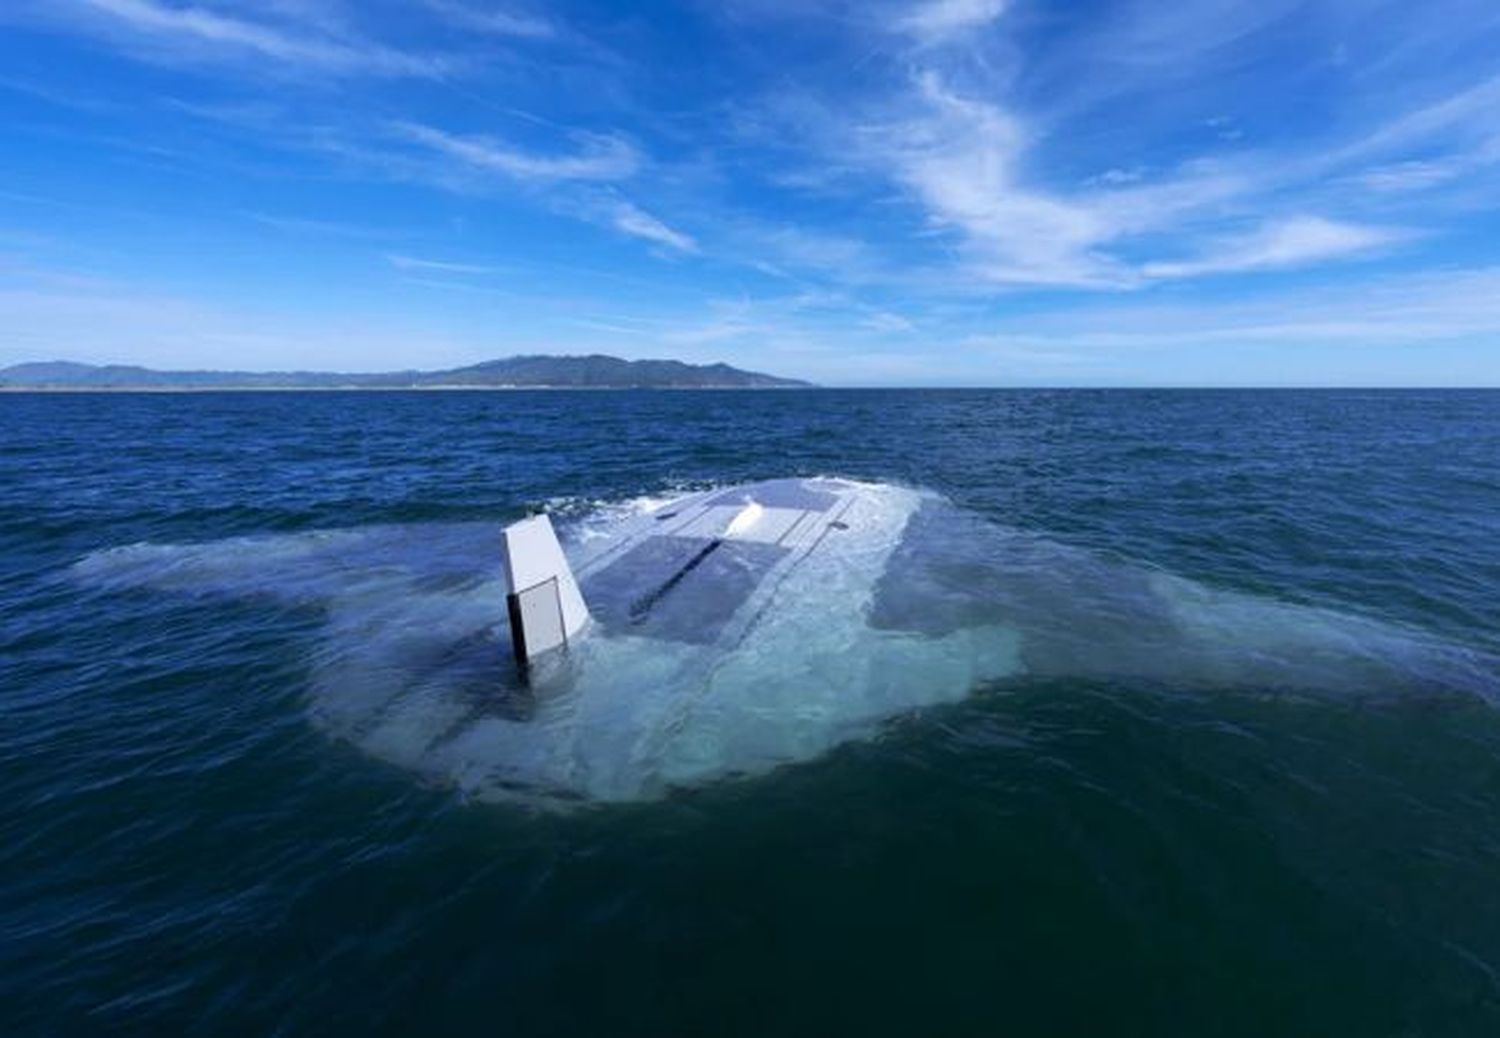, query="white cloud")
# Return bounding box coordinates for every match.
[1349,133,1500,194]
[1356,160,1466,193]
[610,202,697,253]
[691,5,1500,303]
[1141,217,1403,279]
[872,73,1242,287]
[961,266,1500,353]
[897,0,1007,43]
[419,0,553,39]
[662,299,760,345]
[65,0,447,76]
[248,213,410,241]
[397,122,640,182]
[1340,72,1500,163]
[846,71,1431,289]
[754,226,886,283]
[863,311,914,332]
[1092,167,1146,186]
[386,254,499,275]
[879,74,1101,285]
[1080,0,1305,73]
